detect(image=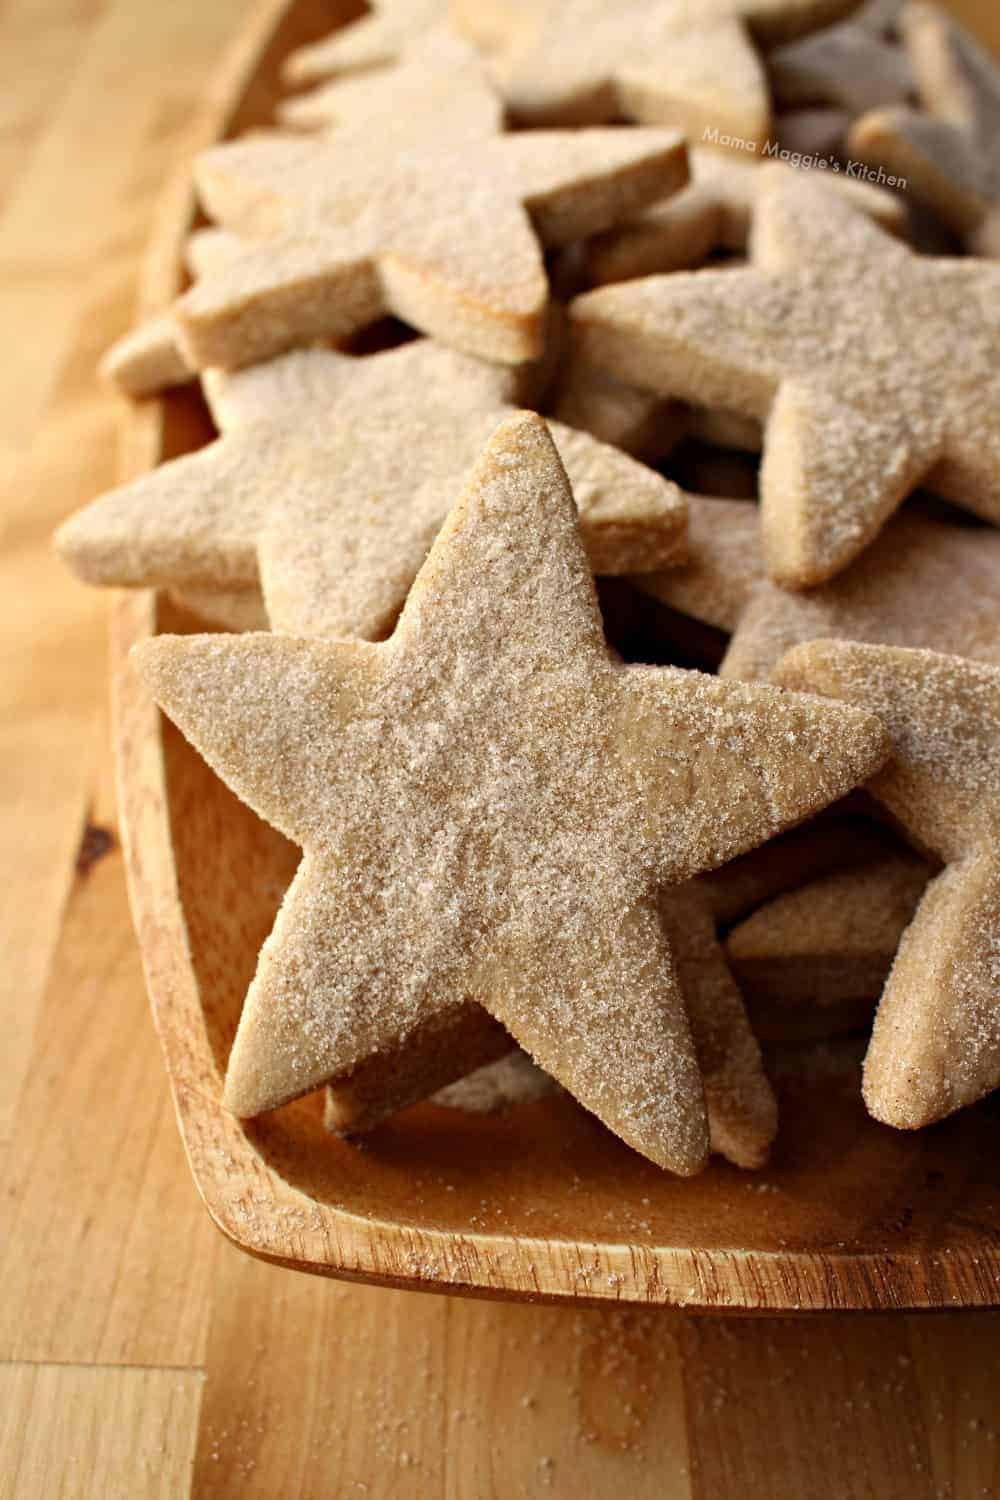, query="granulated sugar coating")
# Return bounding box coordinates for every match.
[570,168,1000,589]
[725,851,931,1006]
[135,415,888,1173]
[277,29,501,140]
[174,124,688,370]
[659,883,777,1168]
[630,495,764,635]
[98,311,193,397]
[584,148,906,286]
[334,880,780,1167]
[453,0,860,139]
[722,510,1000,682]
[56,341,688,641]
[775,640,1000,1129]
